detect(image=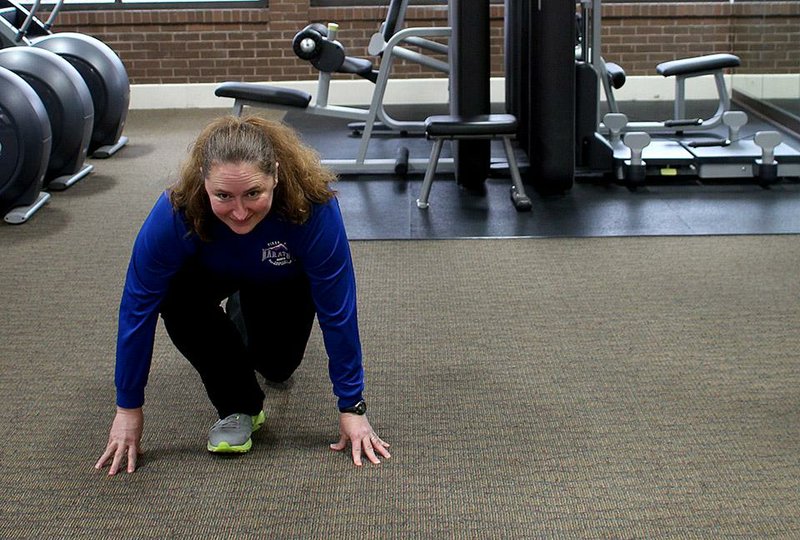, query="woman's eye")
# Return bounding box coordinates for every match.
[216,193,230,200]
[247,191,262,198]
